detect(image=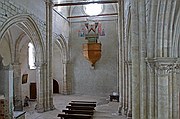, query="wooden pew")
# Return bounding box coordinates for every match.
[62,109,94,115]
[57,113,92,119]
[69,102,96,107]
[71,100,97,104]
[66,105,95,110]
